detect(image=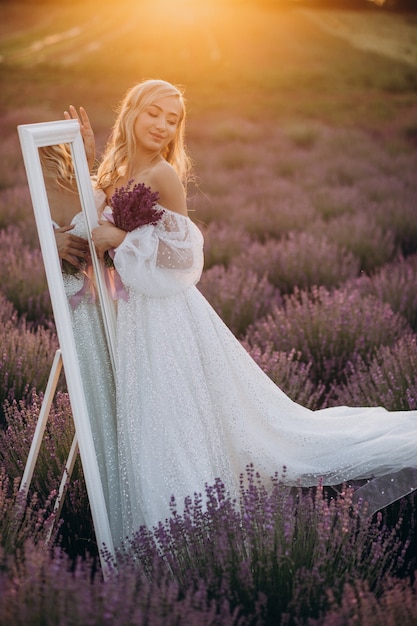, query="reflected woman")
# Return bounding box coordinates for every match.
[40,138,122,544]
[88,79,417,540]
